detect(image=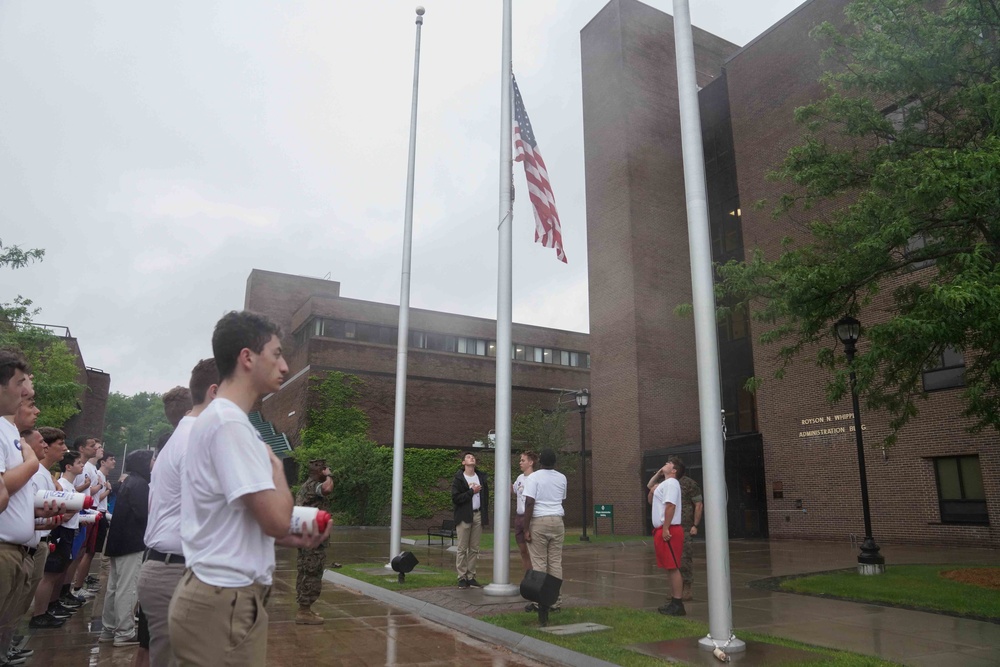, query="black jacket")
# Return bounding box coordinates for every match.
[105,450,153,558]
[451,467,489,528]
